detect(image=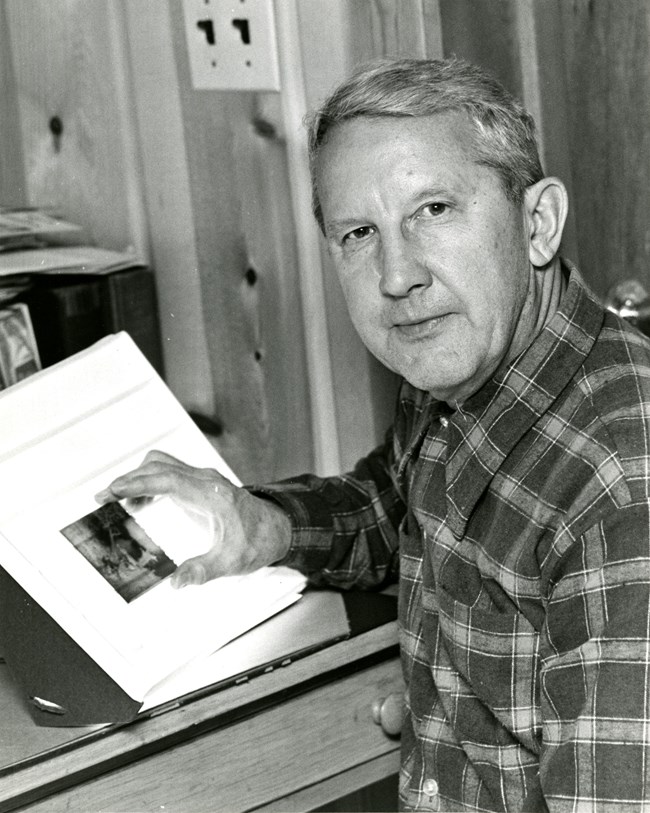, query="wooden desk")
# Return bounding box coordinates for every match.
[0,619,402,812]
